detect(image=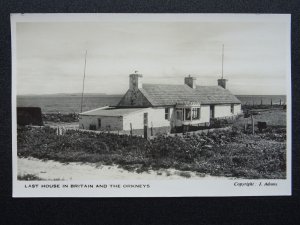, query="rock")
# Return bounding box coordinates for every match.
[198,138,206,143]
[203,145,213,149]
